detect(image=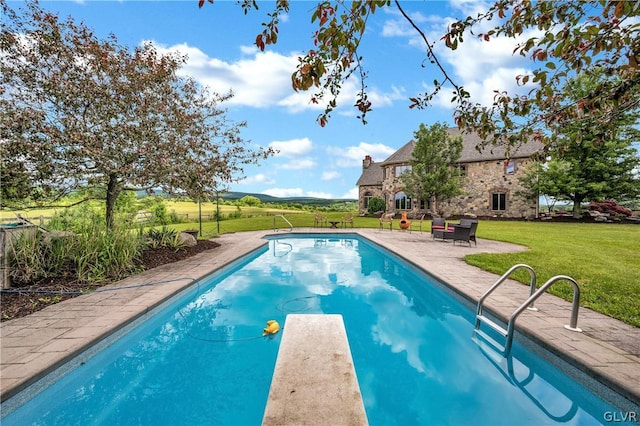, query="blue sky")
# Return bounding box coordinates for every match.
[28,0,539,199]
